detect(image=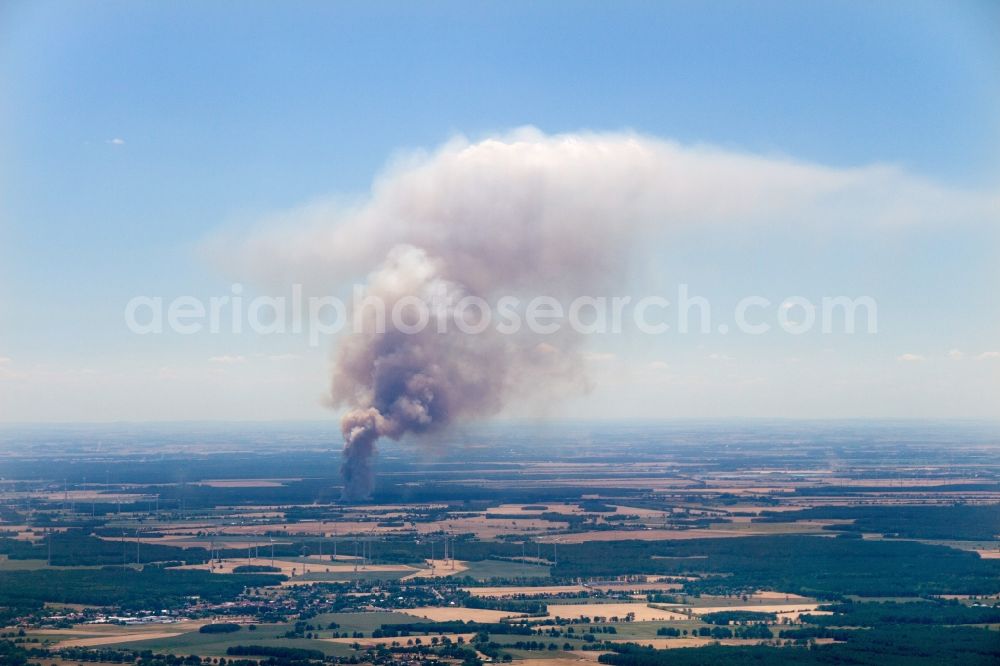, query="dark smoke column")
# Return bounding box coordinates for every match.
[340,408,385,501]
[331,246,519,502]
[331,245,586,501]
